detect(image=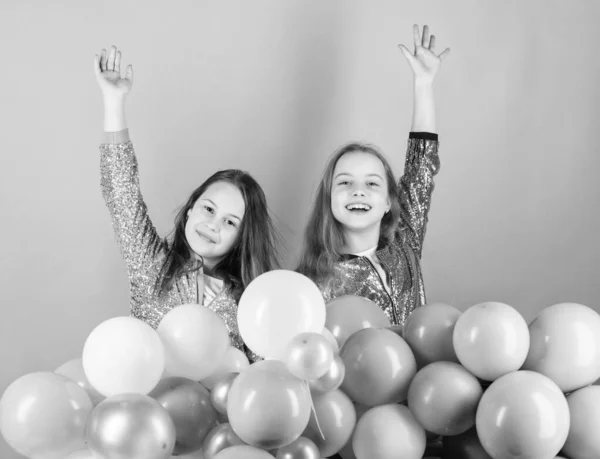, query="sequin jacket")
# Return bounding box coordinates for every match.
[99,131,247,354]
[320,135,440,325]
